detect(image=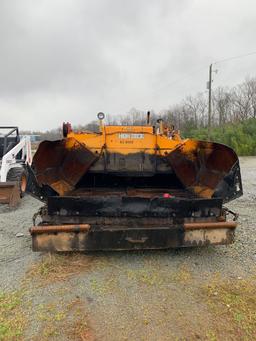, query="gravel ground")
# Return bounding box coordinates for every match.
[0,156,255,340]
[0,196,41,290]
